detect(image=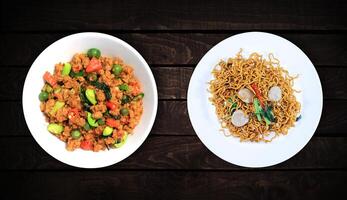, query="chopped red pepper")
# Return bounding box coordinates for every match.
[106,101,117,110]
[251,83,265,108]
[80,140,93,150]
[86,58,102,73]
[106,118,120,128]
[43,71,57,87]
[68,108,80,119]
